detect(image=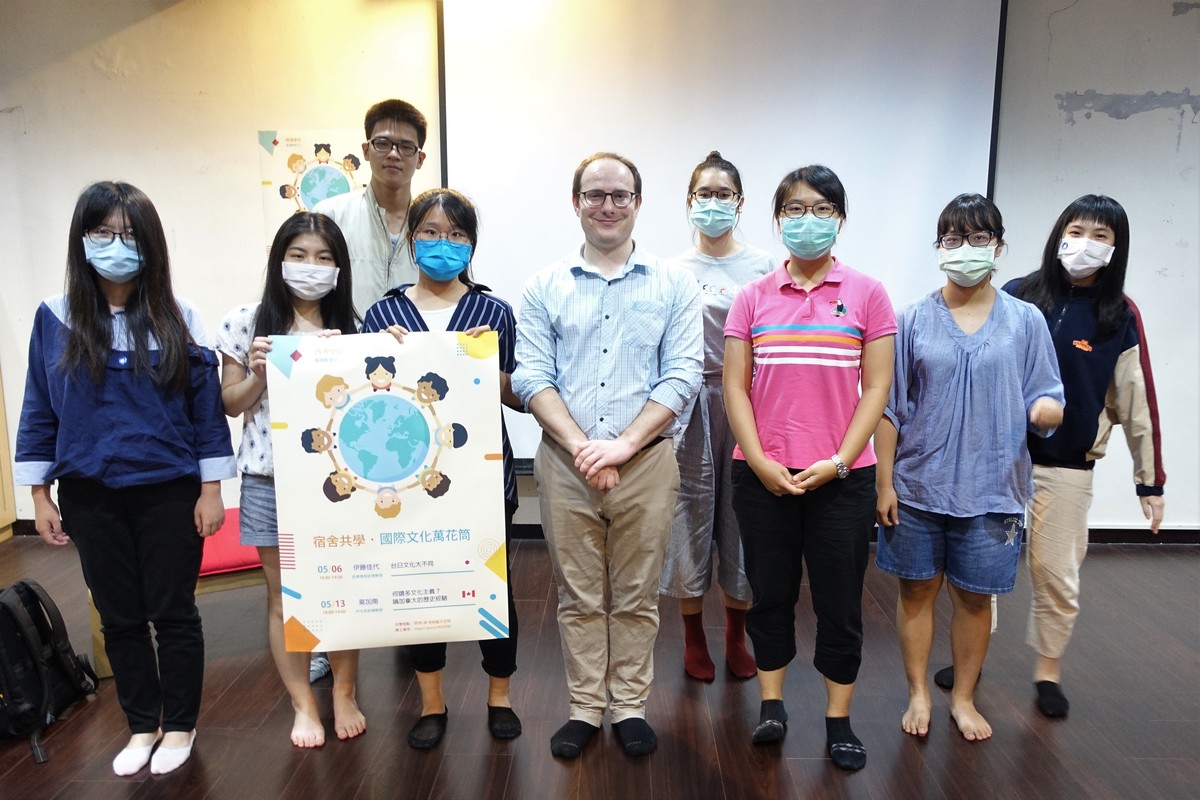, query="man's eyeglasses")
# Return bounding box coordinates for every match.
[85,228,136,246]
[368,137,420,157]
[578,190,638,208]
[936,232,995,249]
